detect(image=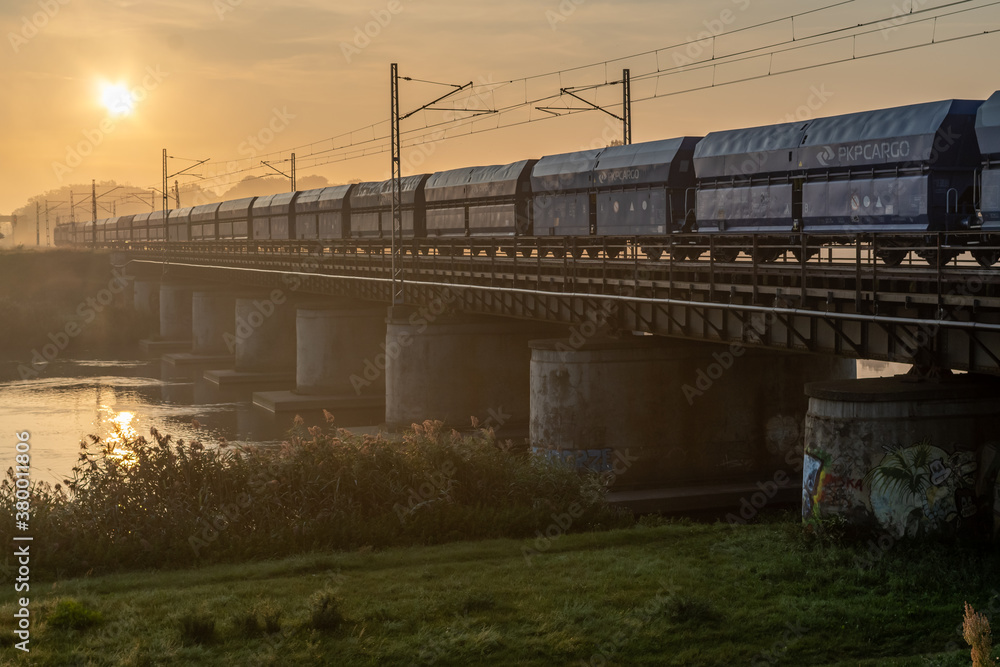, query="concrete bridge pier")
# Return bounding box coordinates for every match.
[384,308,563,433]
[132,277,160,328]
[528,336,856,512]
[162,287,237,379]
[139,280,193,356]
[253,300,387,423]
[803,375,1000,540]
[204,289,298,390]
